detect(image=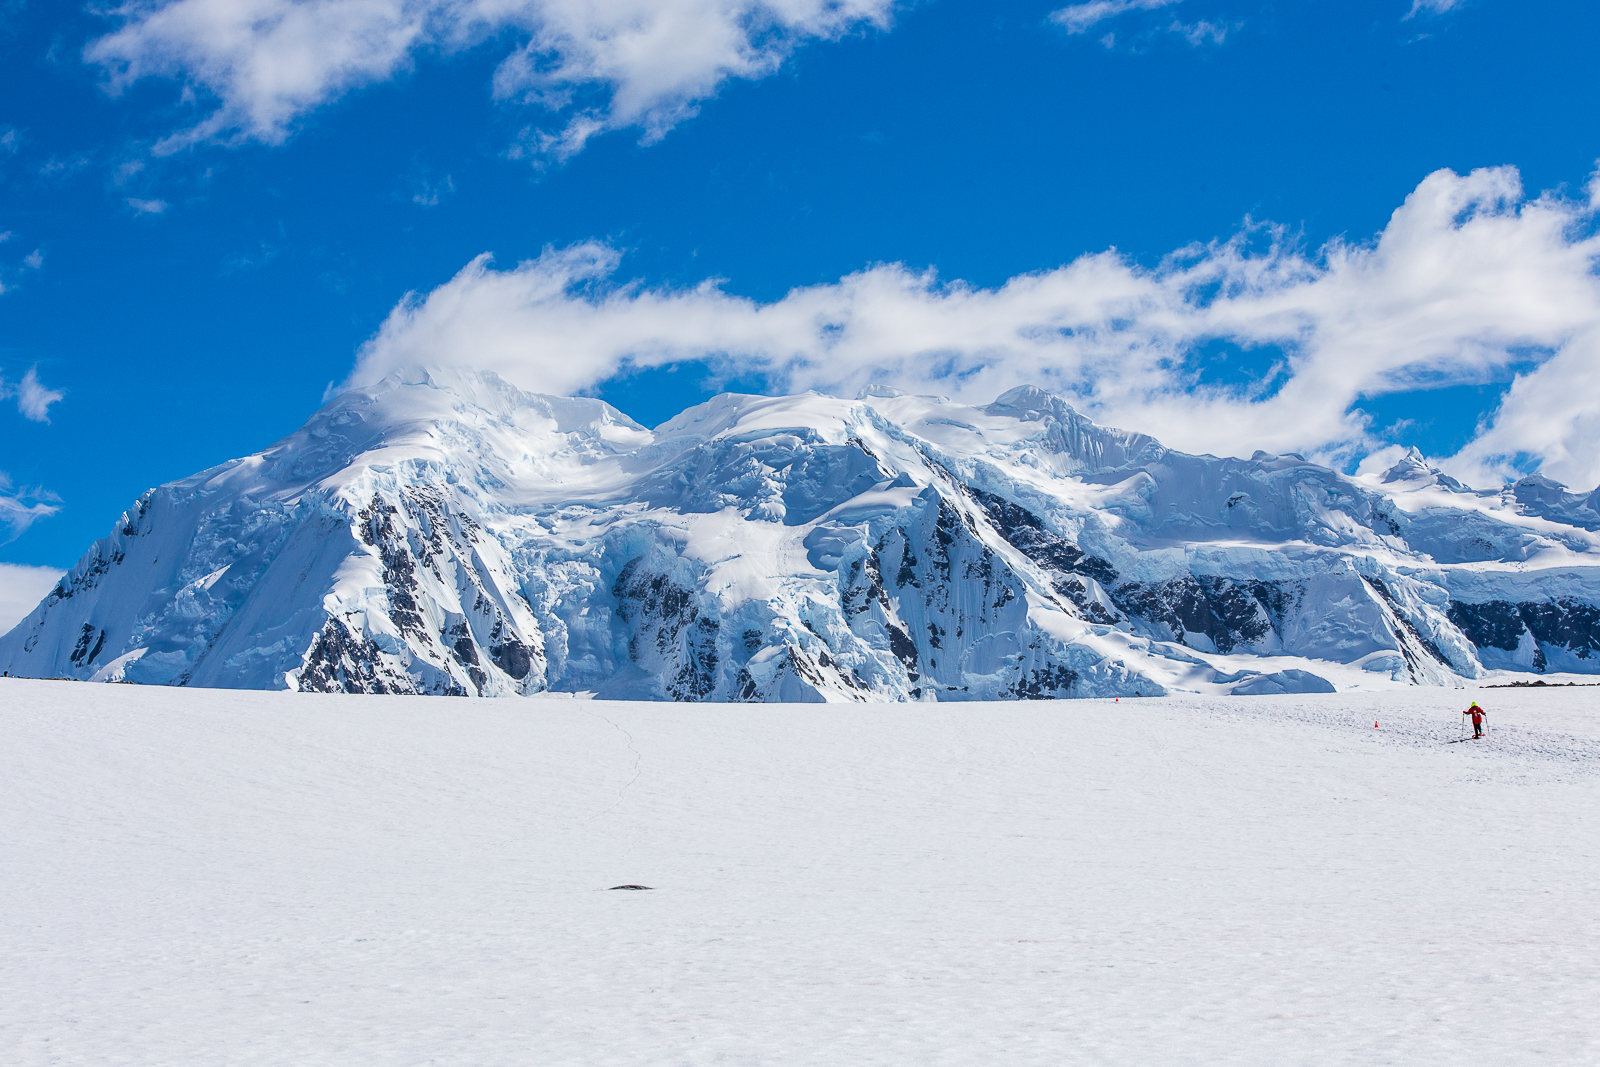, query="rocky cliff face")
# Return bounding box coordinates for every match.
[7,369,1600,699]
